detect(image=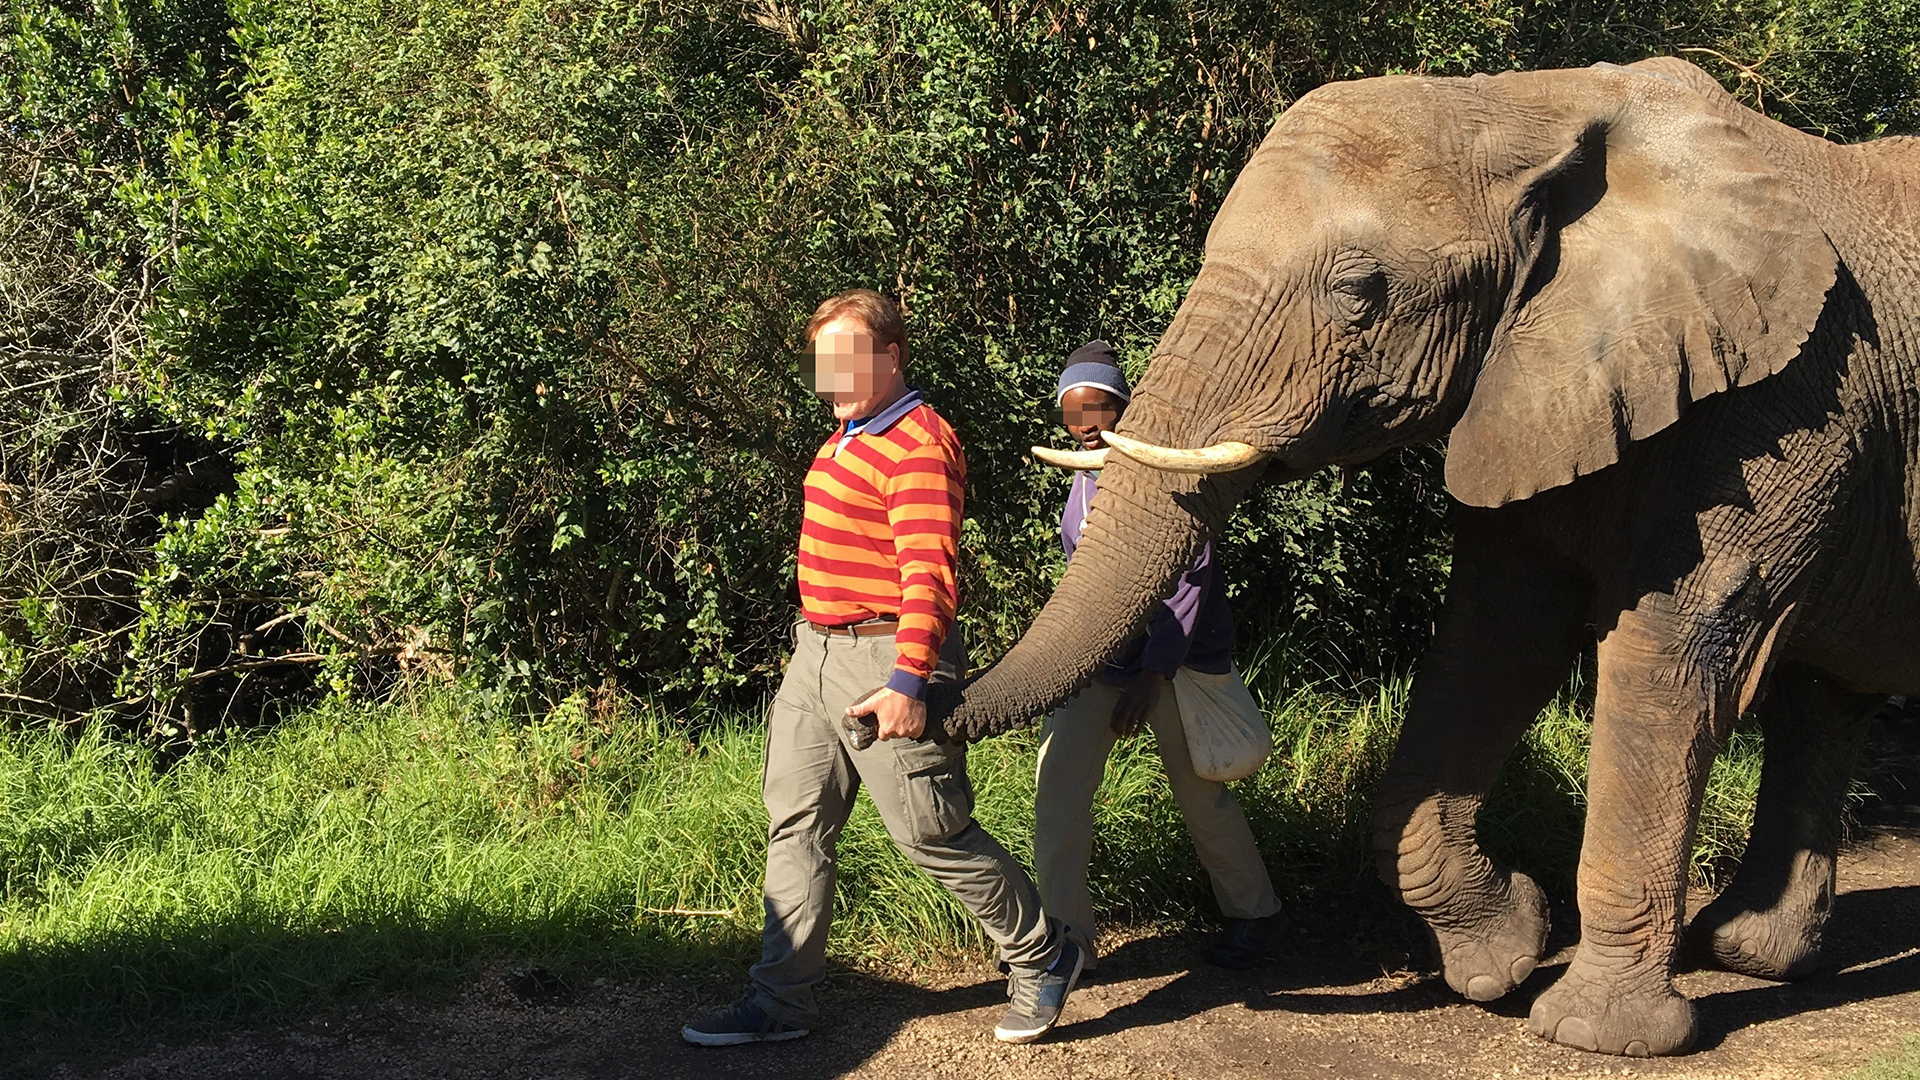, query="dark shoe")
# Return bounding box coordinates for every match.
[1206,910,1289,969]
[995,935,1086,1044]
[681,996,810,1047]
